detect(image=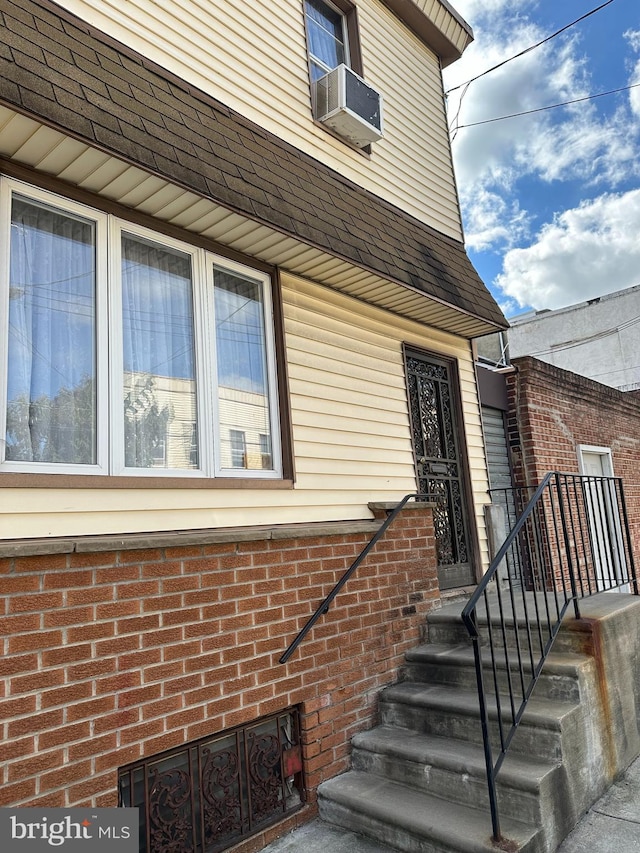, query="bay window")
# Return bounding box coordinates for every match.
[0,179,282,479]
